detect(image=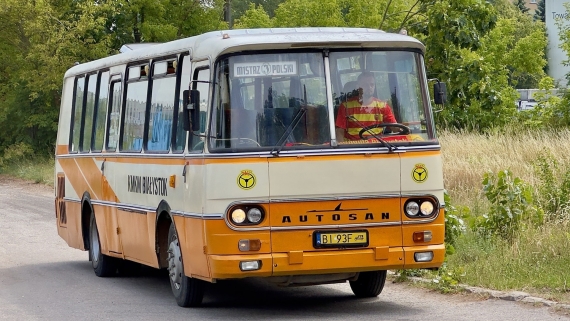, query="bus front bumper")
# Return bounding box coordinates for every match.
[208,244,444,279]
